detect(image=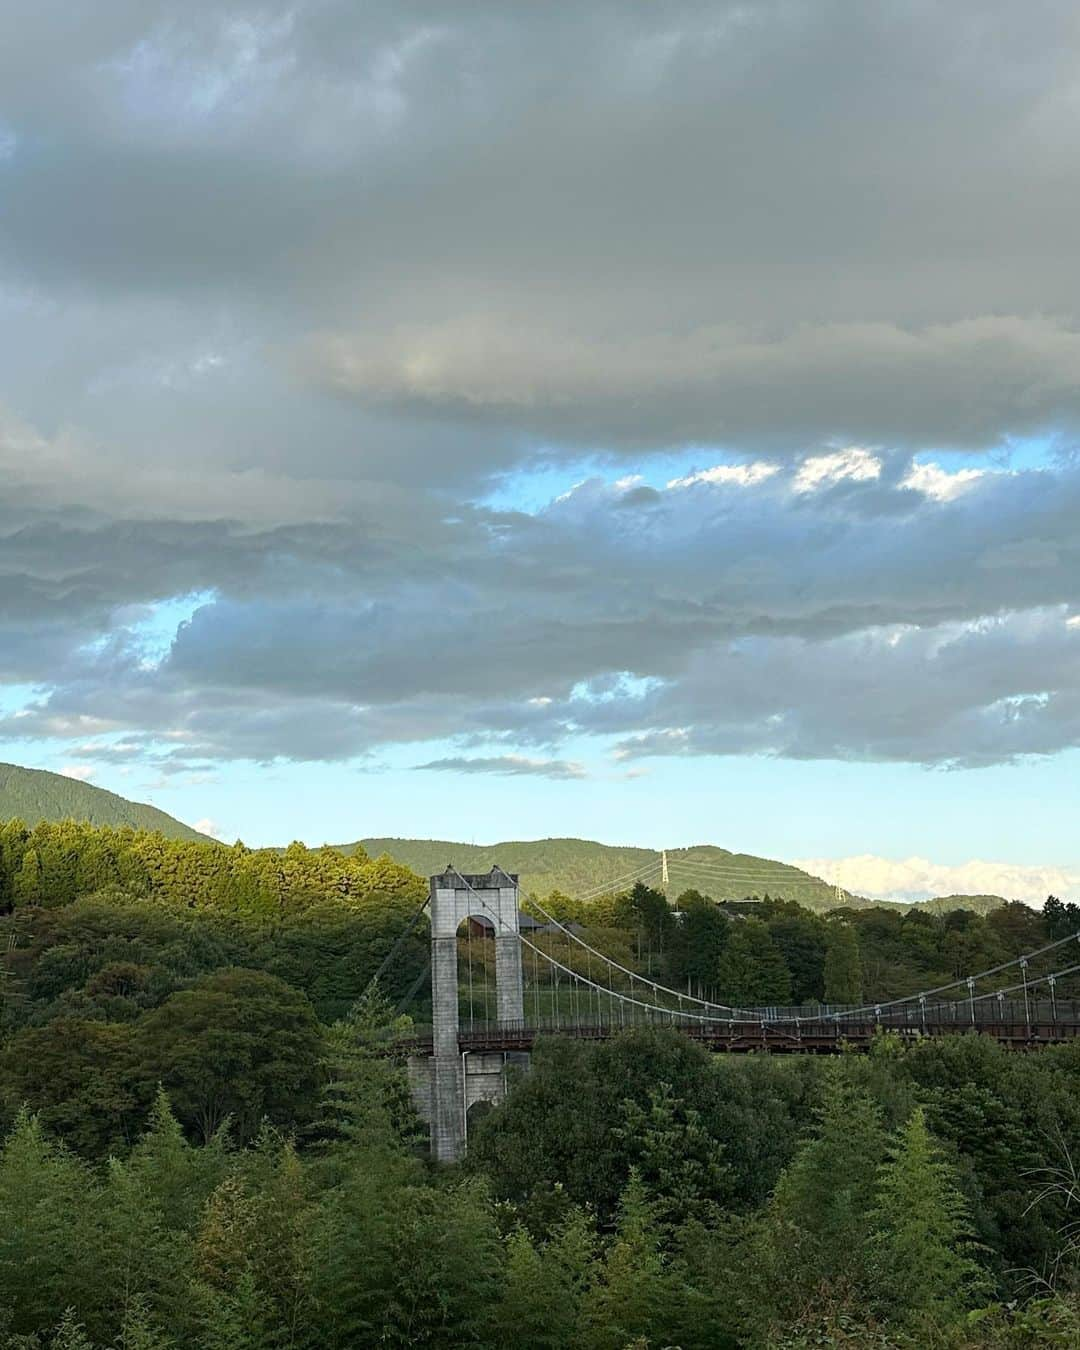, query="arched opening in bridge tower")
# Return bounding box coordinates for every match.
[456,911,578,1030]
[457,914,497,1030]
